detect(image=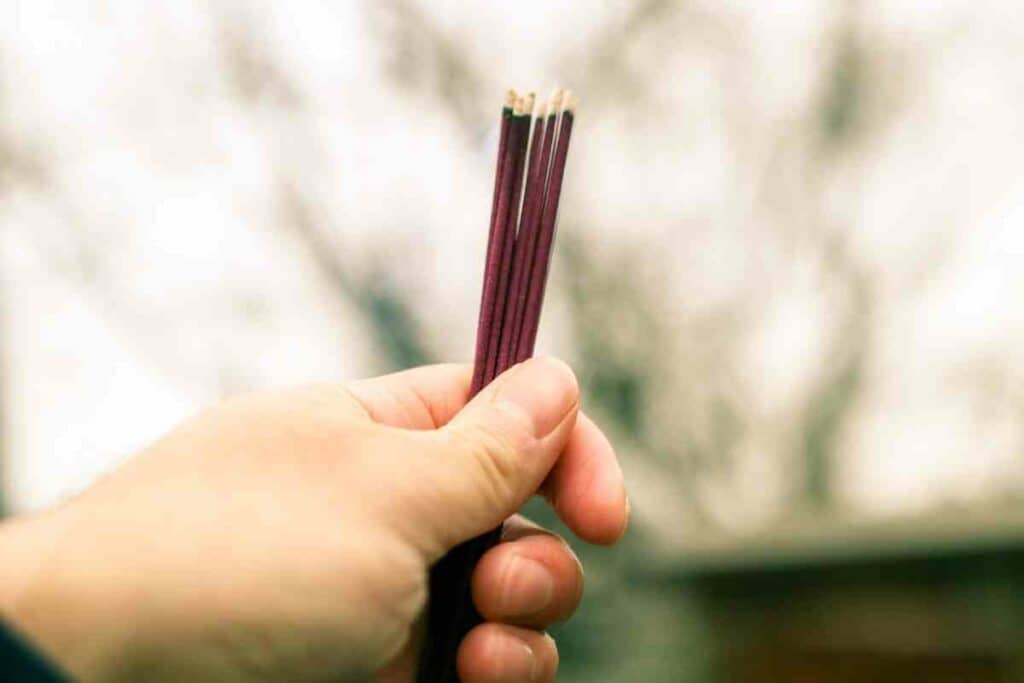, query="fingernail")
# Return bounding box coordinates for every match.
[493,357,578,438]
[498,638,538,683]
[501,556,555,617]
[620,492,631,540]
